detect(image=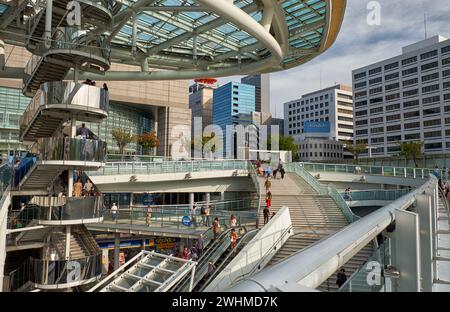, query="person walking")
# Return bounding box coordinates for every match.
[336,268,347,288]
[200,204,206,225]
[146,205,152,226]
[111,202,118,222]
[205,205,211,227]
[213,217,220,241]
[263,206,270,225]
[265,166,272,179]
[264,177,271,193]
[207,261,217,277]
[191,203,197,227]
